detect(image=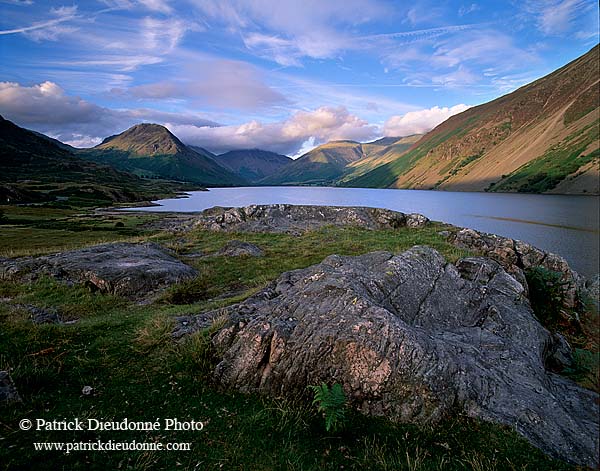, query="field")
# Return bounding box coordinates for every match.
[0,205,594,470]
